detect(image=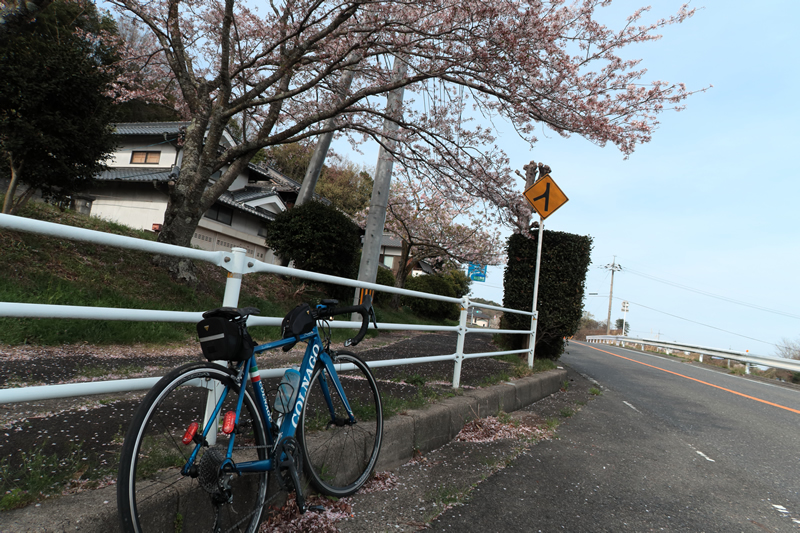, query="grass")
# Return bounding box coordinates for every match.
[559,407,575,418]
[381,386,460,419]
[0,440,114,511]
[0,202,464,349]
[491,353,558,380]
[589,387,602,396]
